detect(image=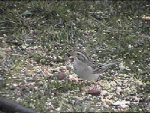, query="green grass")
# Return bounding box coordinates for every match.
[0,1,150,112]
